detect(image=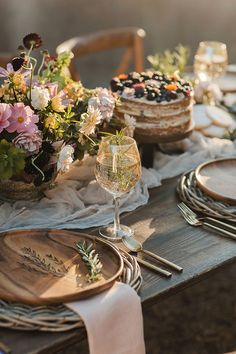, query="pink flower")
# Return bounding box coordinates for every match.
[0,63,14,77]
[0,62,30,80]
[0,103,11,133]
[88,88,115,122]
[46,82,58,98]
[6,103,39,134]
[13,130,42,154]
